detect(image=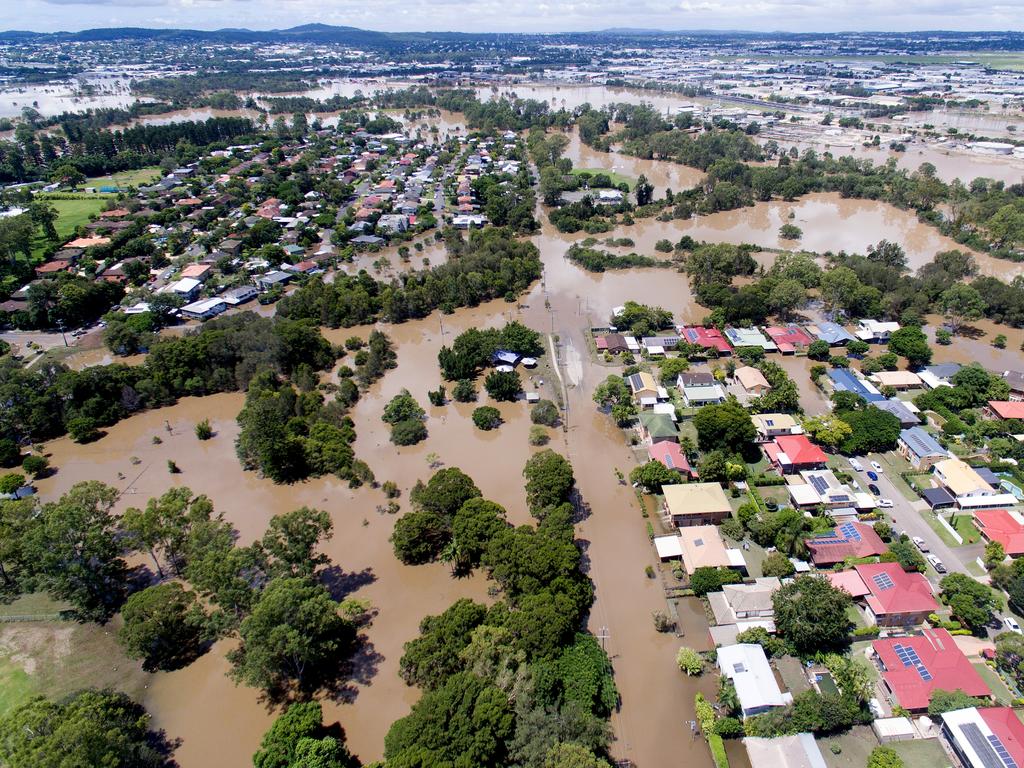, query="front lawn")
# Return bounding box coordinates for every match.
[950,513,982,544]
